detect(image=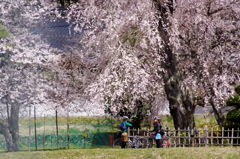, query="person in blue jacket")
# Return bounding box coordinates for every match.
[120,116,132,148]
